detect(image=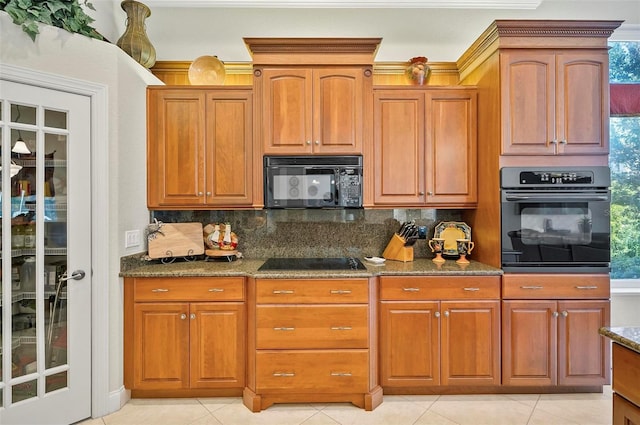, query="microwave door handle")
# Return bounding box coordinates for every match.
[505,194,609,202]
